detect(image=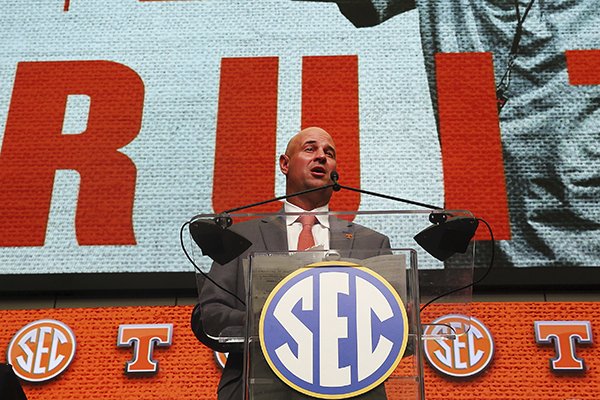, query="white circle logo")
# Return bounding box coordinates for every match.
[259,261,408,398]
[7,319,76,382]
